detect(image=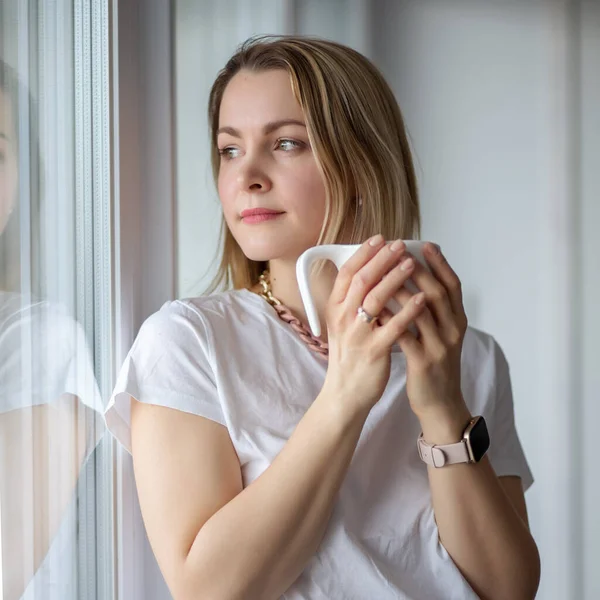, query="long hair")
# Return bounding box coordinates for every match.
[203,34,421,294]
[0,58,43,296]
